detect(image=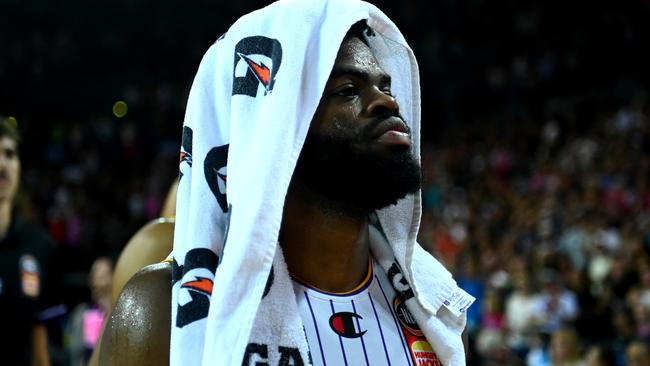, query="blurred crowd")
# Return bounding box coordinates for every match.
[2,0,650,365]
[418,102,650,365]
